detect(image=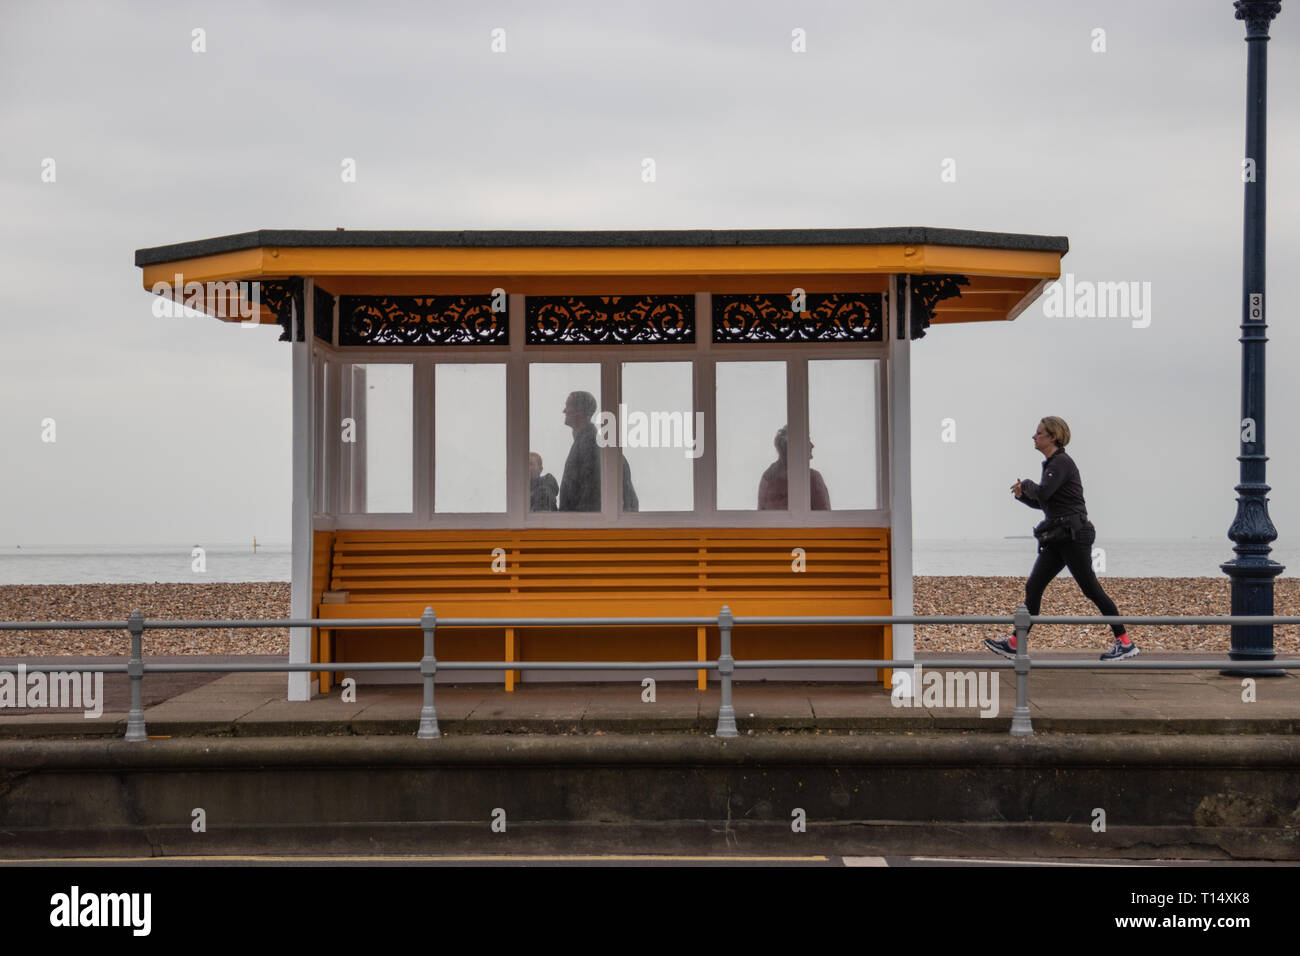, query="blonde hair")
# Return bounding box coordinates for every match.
[1040,416,1071,448]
